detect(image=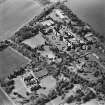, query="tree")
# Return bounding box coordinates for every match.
[48,89,57,100]
[5,85,15,94]
[83,90,96,103]
[66,95,75,104]
[94,71,100,77]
